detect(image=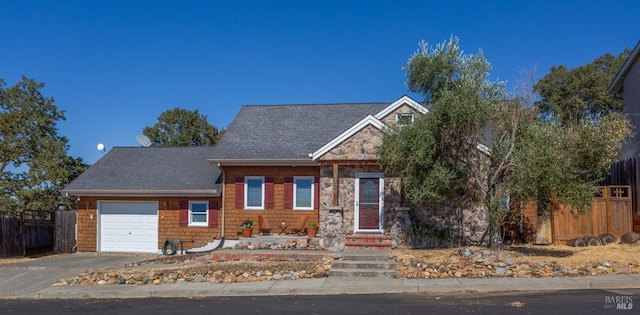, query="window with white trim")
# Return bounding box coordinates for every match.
[189,201,208,226]
[245,176,265,210]
[396,113,414,125]
[294,176,314,210]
